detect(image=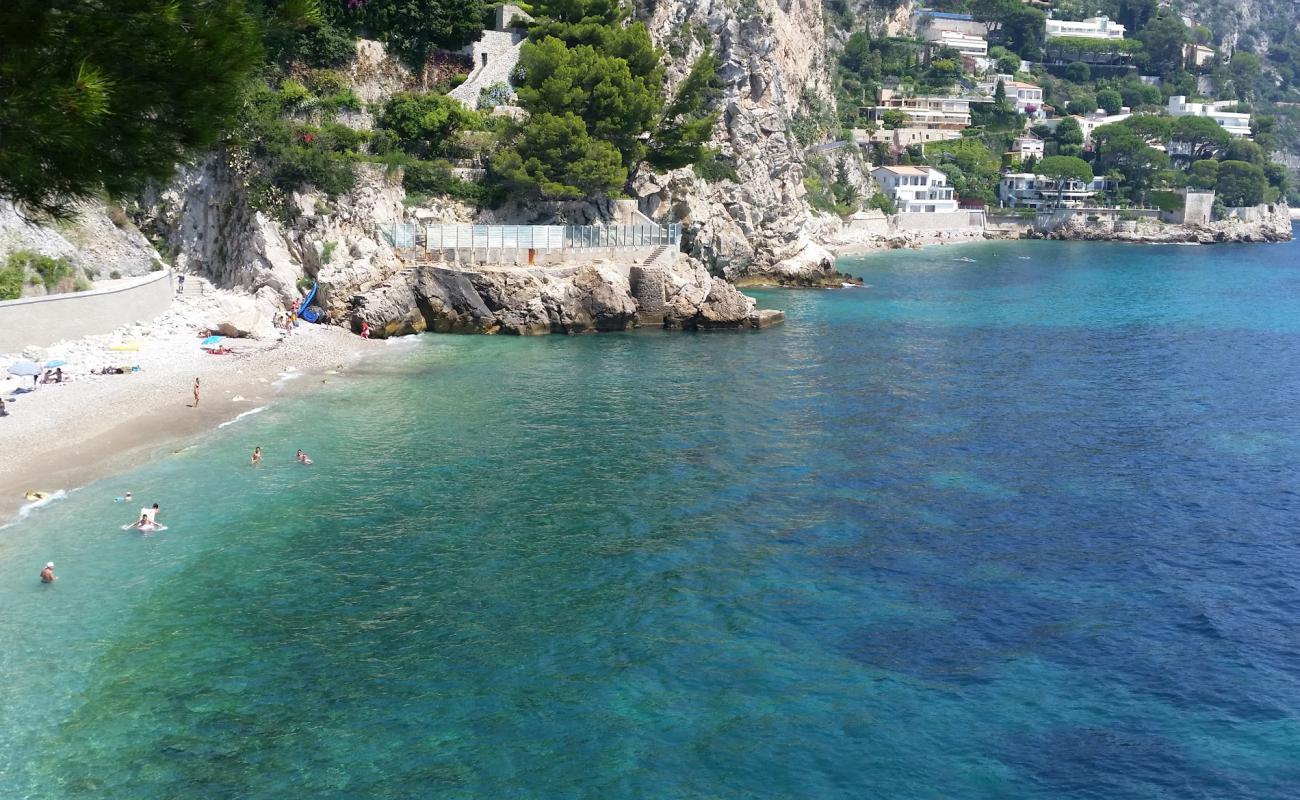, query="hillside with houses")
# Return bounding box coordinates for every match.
[804,0,1295,242]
